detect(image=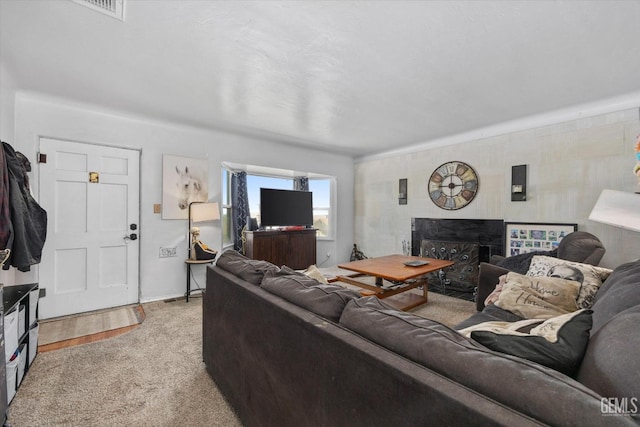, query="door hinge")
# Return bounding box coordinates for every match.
[38,153,47,163]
